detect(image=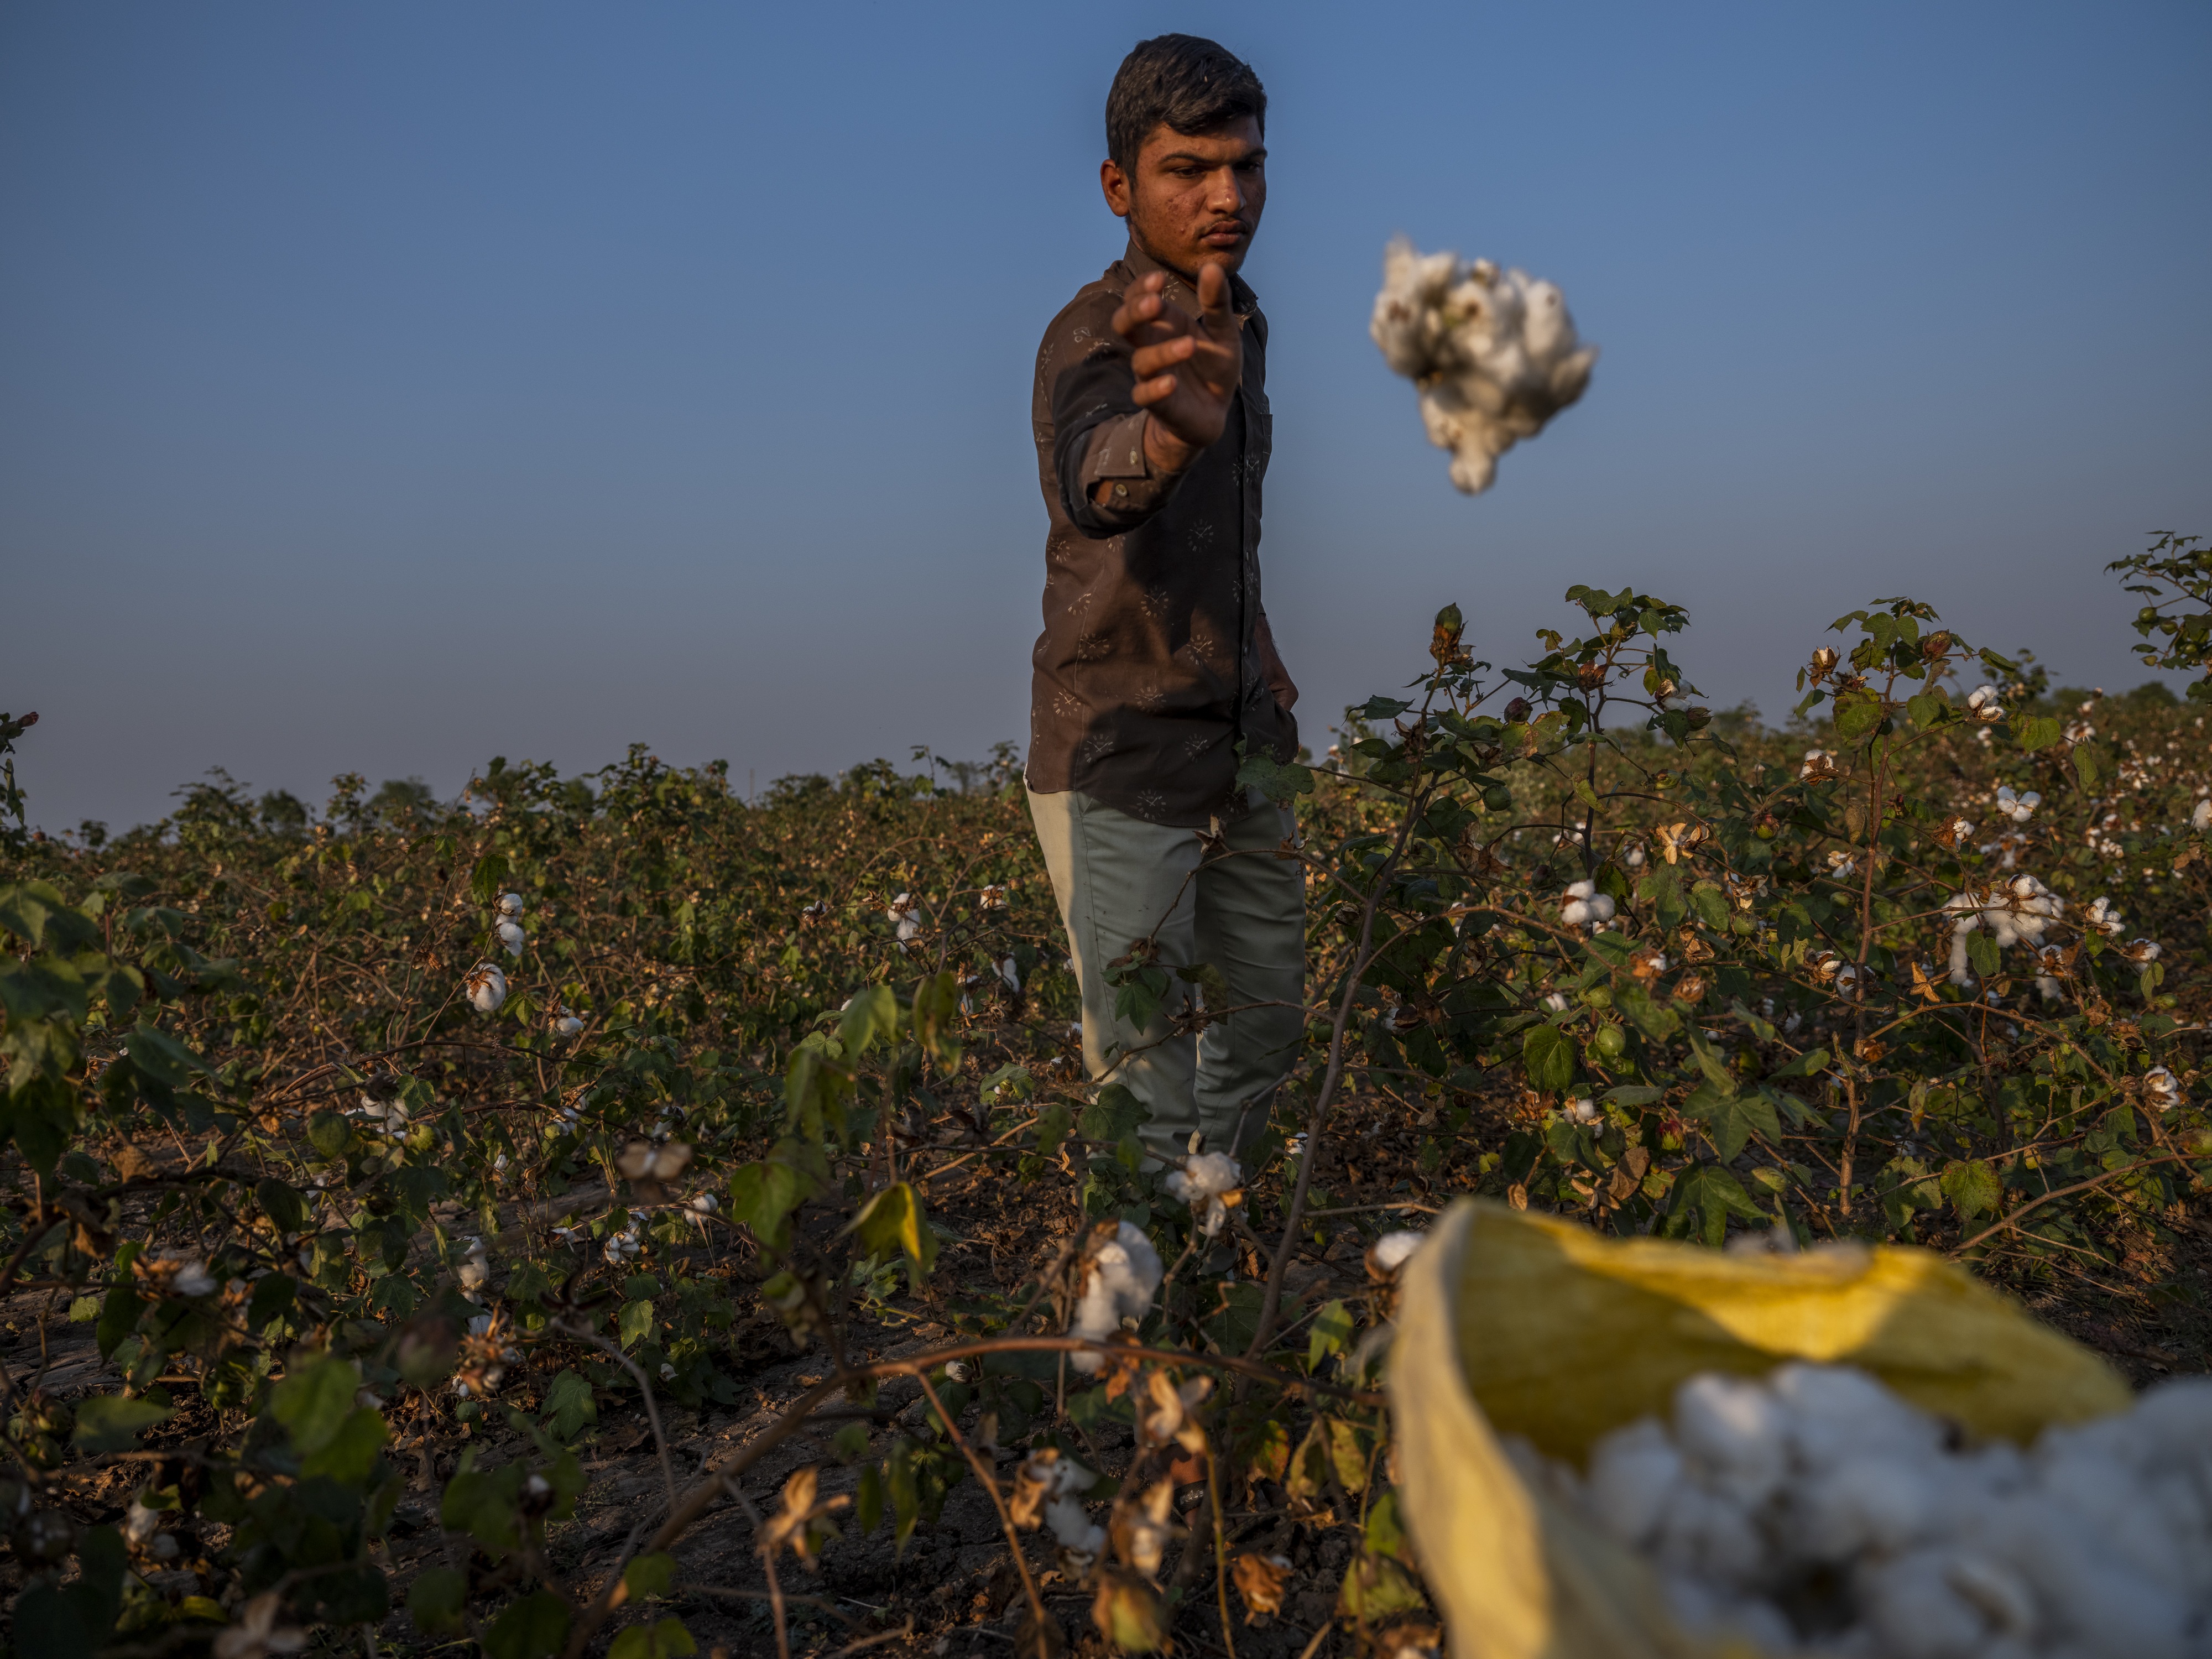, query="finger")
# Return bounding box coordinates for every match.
[1129,335,1198,379]
[1197,261,1232,326]
[1130,372,1180,408]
